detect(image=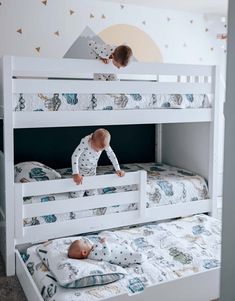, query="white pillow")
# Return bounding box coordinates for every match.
[36,237,126,288]
[14,161,61,183]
